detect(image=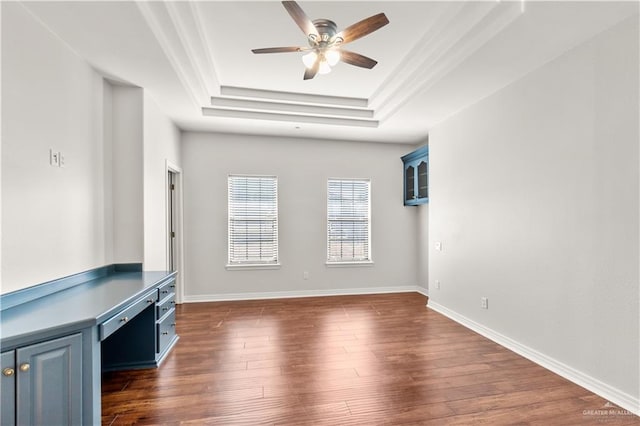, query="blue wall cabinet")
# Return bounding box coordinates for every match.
[2,333,82,425]
[402,145,428,205]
